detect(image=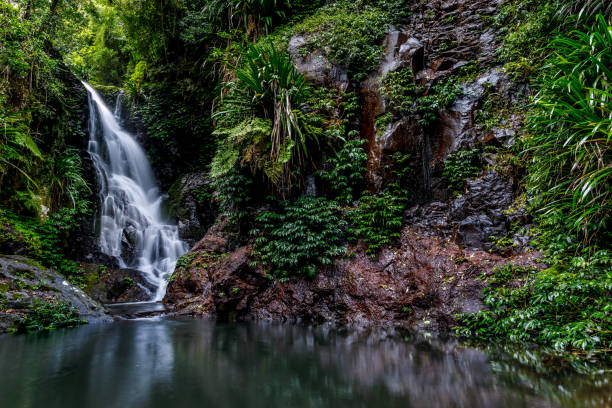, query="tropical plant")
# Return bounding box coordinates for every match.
[49,147,90,212]
[525,14,612,246]
[455,256,611,352]
[443,149,481,193]
[318,137,367,205]
[213,42,314,193]
[0,110,42,189]
[349,152,410,255]
[251,196,346,278]
[349,192,405,256]
[14,300,85,333]
[556,0,612,24]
